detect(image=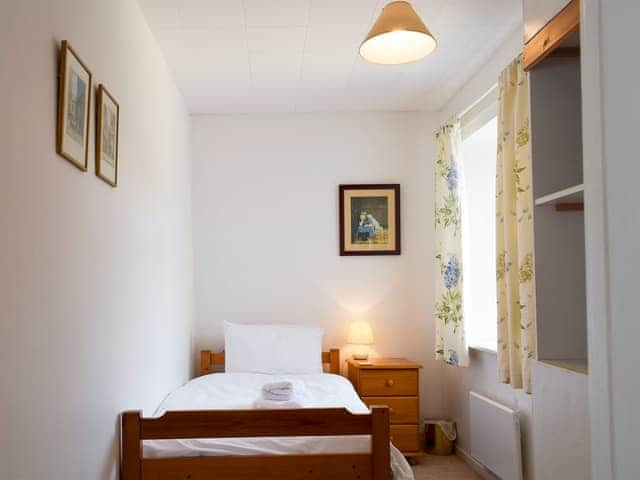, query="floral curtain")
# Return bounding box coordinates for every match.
[434,119,469,367]
[496,56,537,393]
